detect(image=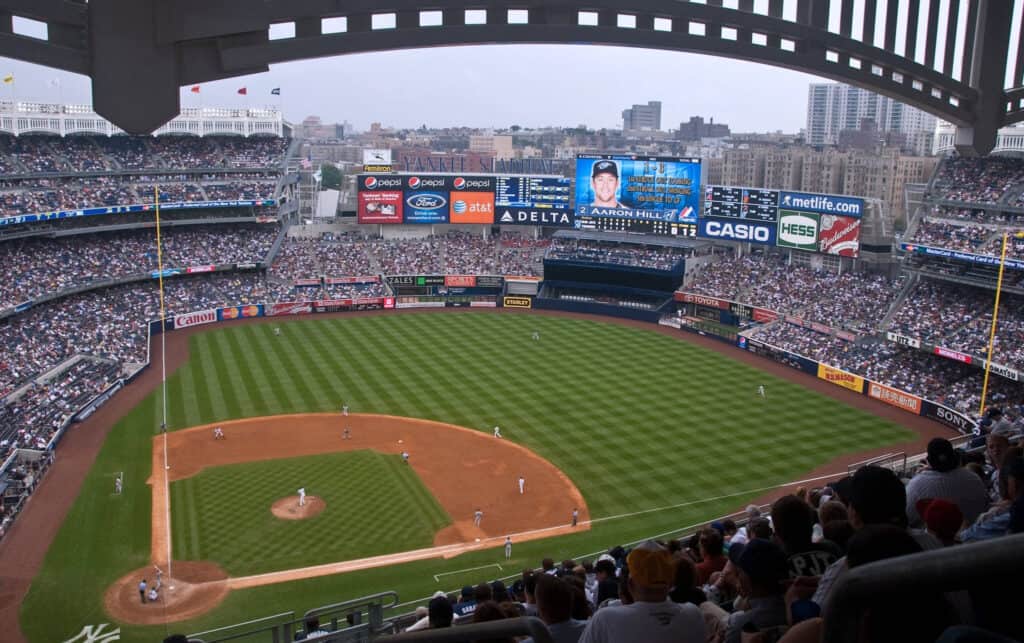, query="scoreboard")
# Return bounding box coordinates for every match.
[495,176,571,209]
[576,216,697,236]
[703,187,780,222]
